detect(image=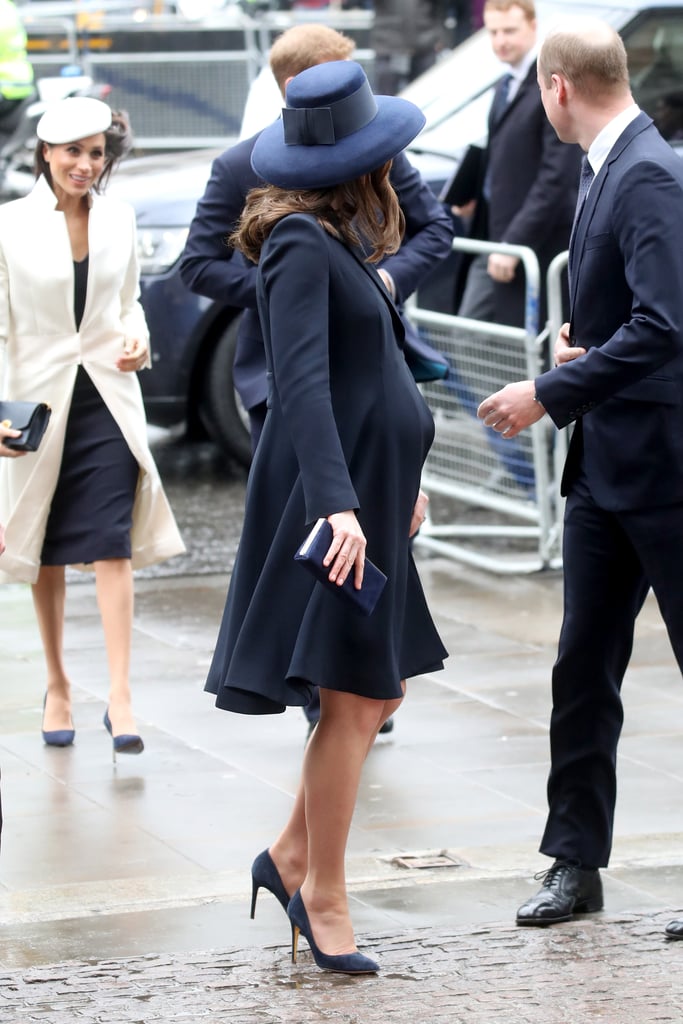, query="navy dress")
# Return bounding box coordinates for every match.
[41,257,140,566]
[205,214,447,715]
